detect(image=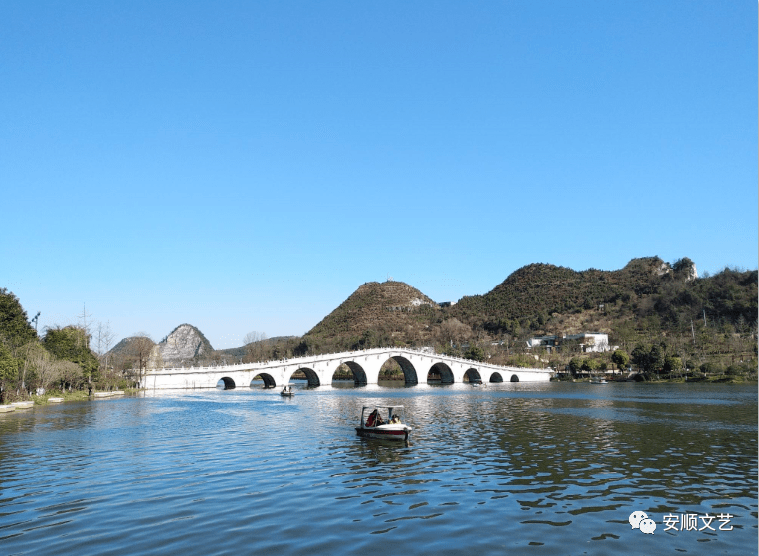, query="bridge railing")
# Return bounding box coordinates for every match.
[145,346,552,375]
[144,347,397,373]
